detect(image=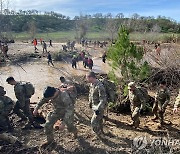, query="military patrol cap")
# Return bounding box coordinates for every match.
[43,86,56,98]
[6,77,15,83]
[60,76,65,80]
[60,76,65,83]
